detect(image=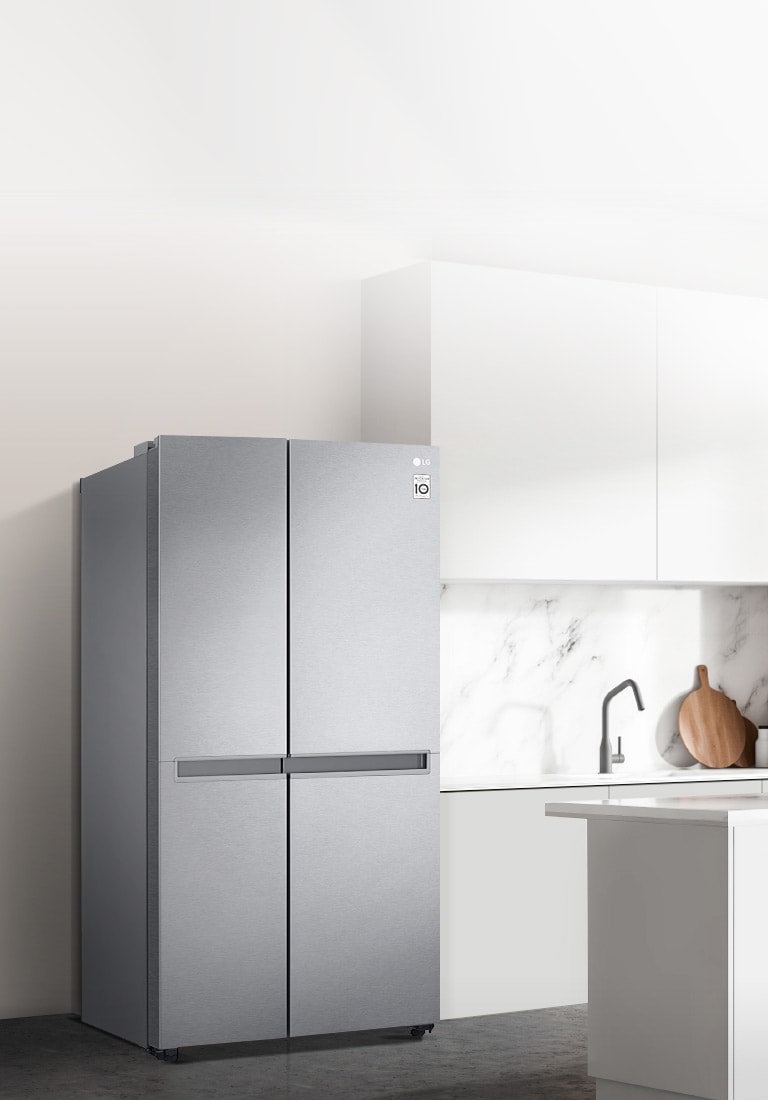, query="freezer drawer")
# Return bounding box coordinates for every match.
[289,765,440,1037]
[153,763,287,1049]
